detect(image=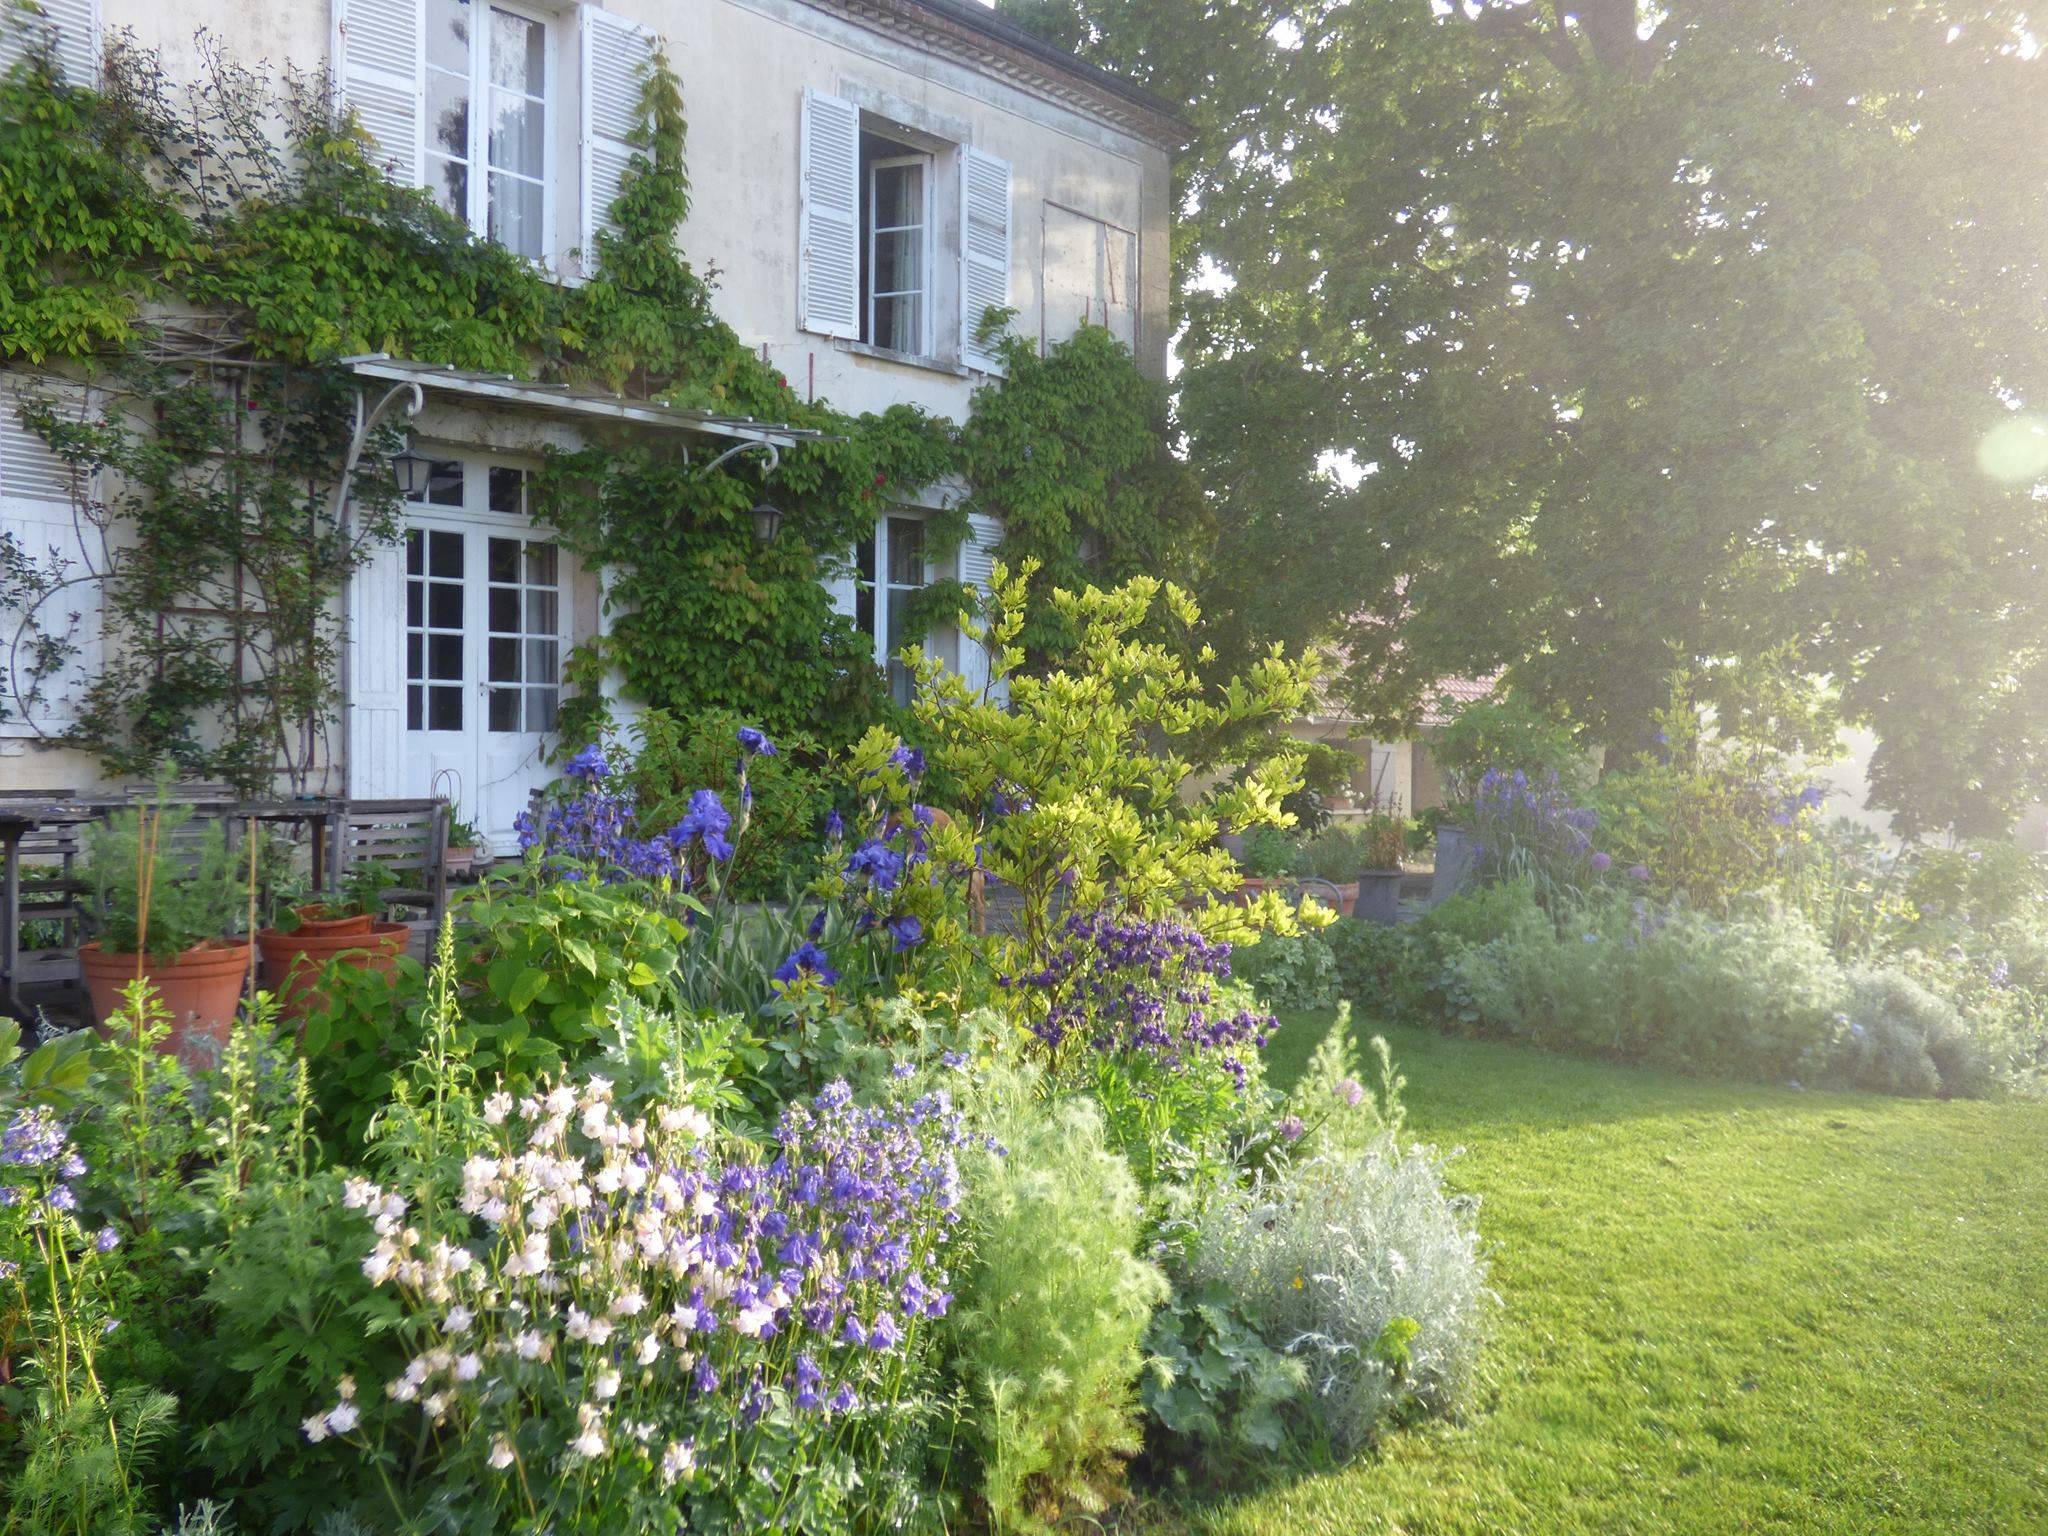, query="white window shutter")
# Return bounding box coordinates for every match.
[579,5,657,278]
[332,0,424,187]
[346,531,408,797]
[957,511,1003,698]
[0,0,100,86]
[0,384,99,738]
[799,88,861,340]
[959,147,1013,374]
